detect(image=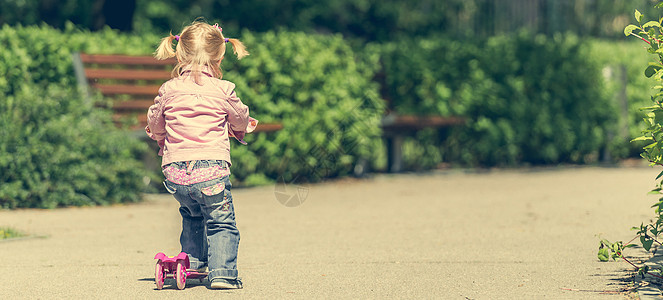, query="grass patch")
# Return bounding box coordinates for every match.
[0,227,25,240]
